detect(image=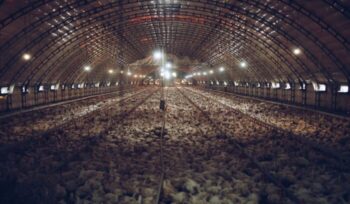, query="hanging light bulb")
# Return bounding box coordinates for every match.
[84,66,91,72]
[240,62,247,68]
[293,48,301,55]
[153,50,163,60]
[165,62,172,69]
[22,53,31,61]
